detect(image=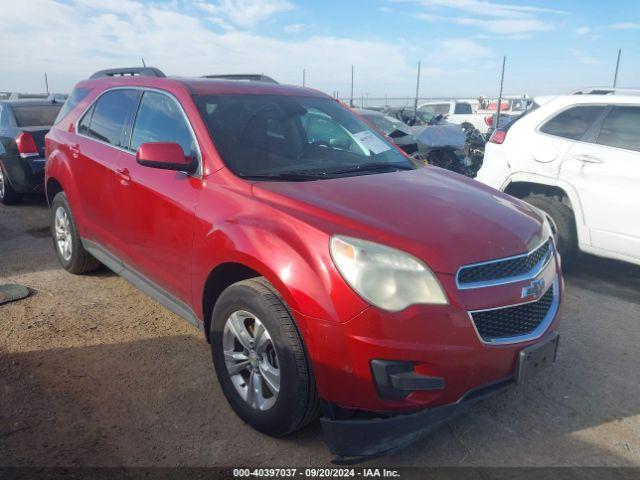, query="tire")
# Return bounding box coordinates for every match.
[51,192,100,274]
[522,194,577,268]
[0,163,20,205]
[211,278,319,437]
